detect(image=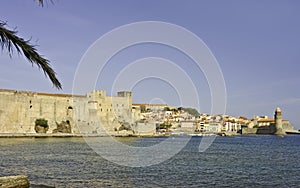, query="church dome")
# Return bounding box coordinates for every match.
[276,107,281,112]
